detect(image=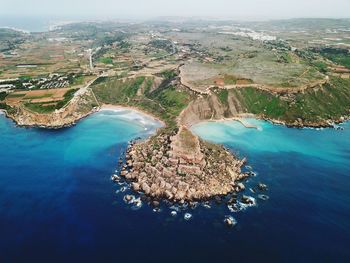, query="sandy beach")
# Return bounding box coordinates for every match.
[187,113,260,129]
[99,104,166,127]
[99,104,165,129]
